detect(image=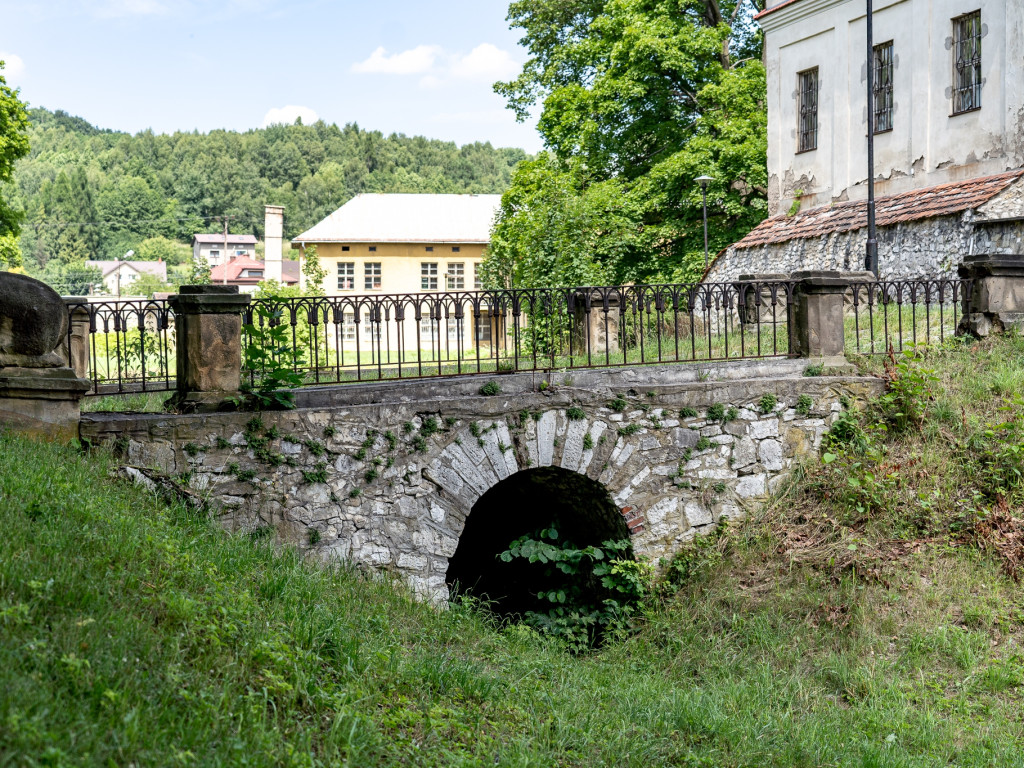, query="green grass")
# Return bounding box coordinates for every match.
[5,336,1024,765]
